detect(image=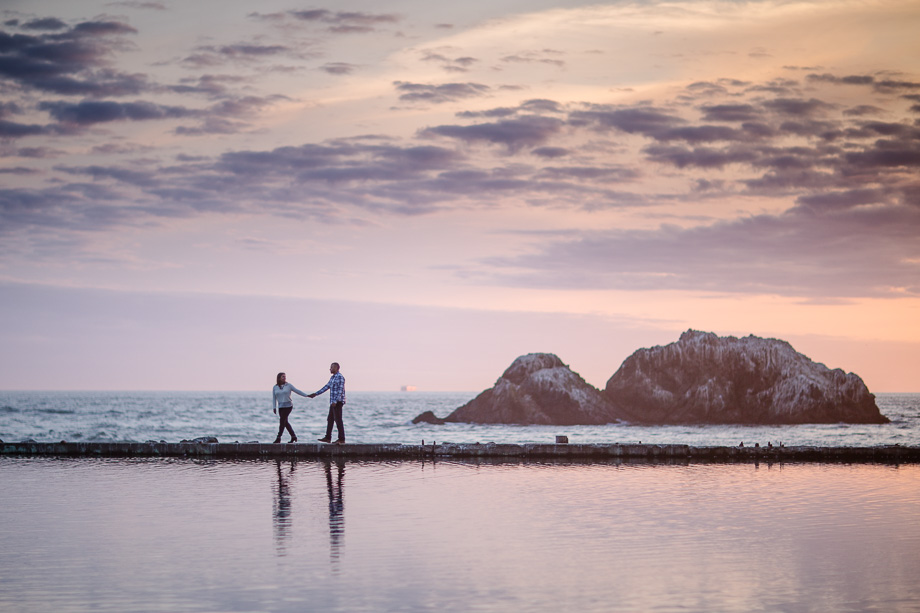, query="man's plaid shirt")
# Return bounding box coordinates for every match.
[314,372,346,404]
